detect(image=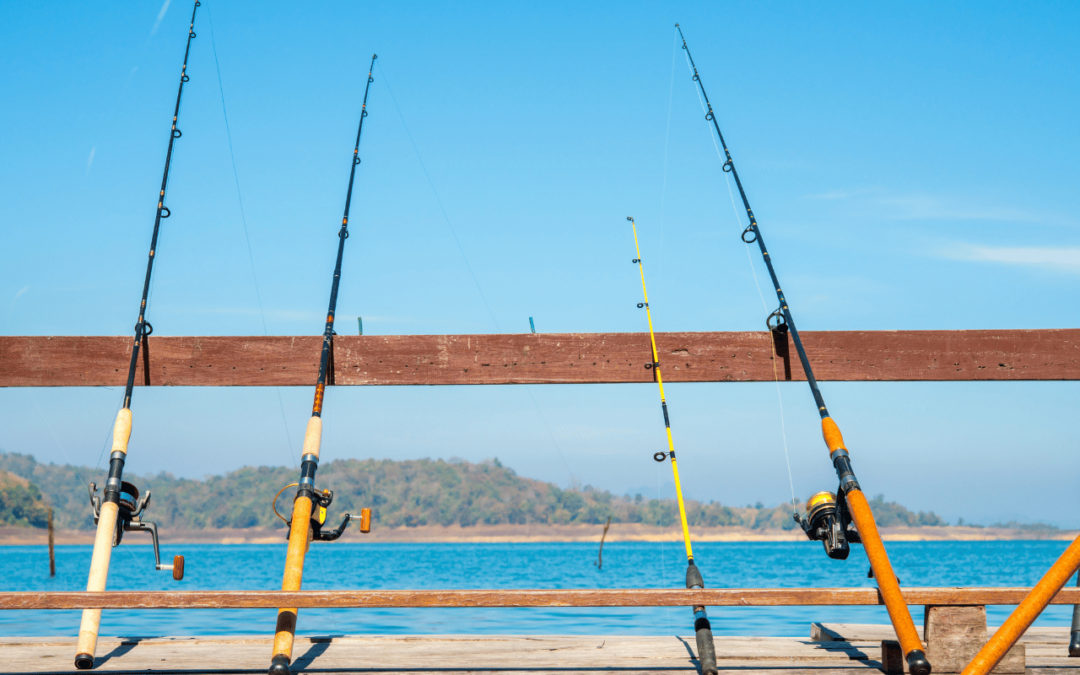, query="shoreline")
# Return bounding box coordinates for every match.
[1,523,1074,545]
